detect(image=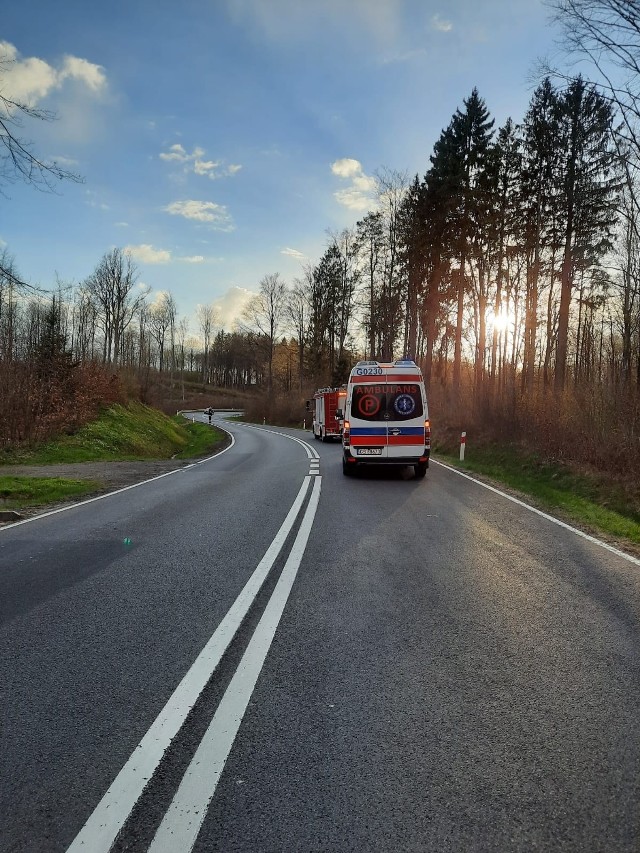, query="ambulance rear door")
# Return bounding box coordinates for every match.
[347,364,426,461]
[383,379,426,460]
